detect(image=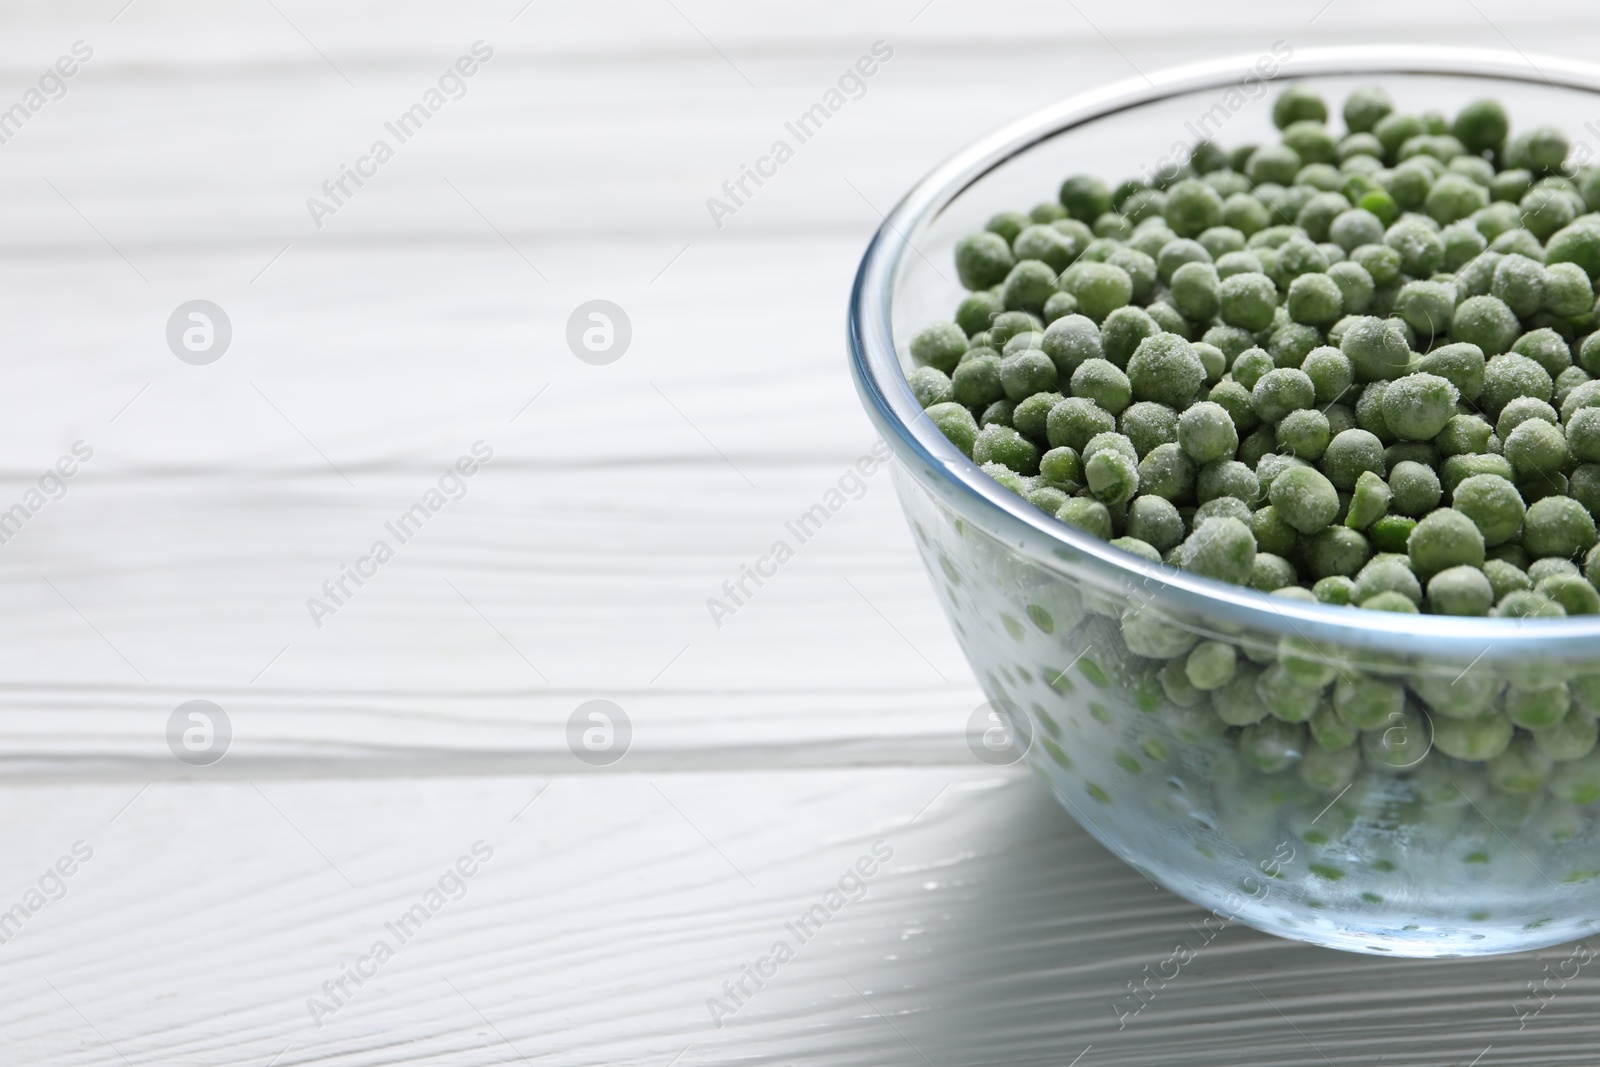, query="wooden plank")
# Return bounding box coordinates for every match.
[0,767,1585,1066]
